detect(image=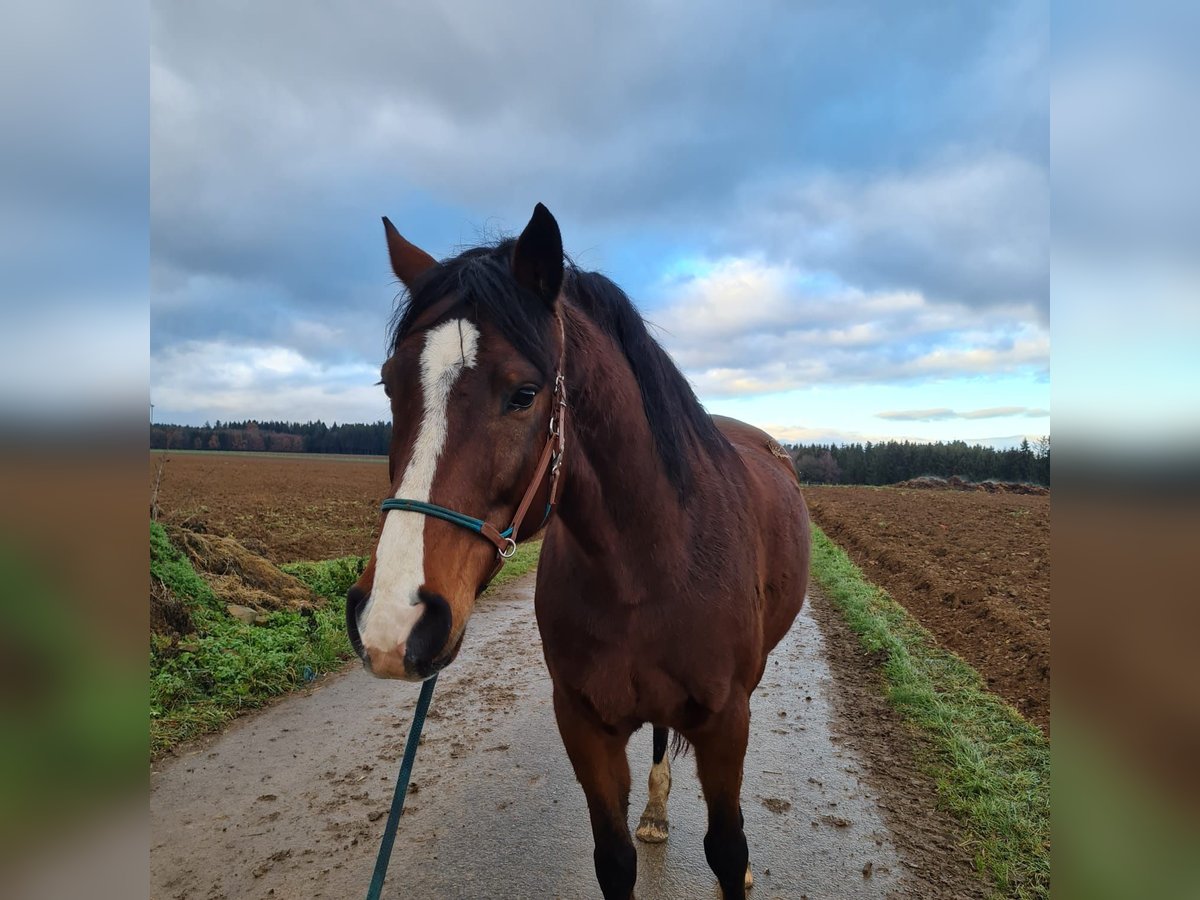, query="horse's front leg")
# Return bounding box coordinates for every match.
[689,698,753,898]
[553,688,637,900]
